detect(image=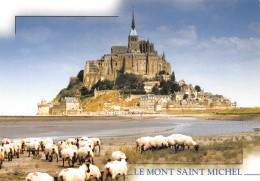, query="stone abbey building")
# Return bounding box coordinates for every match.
[83,10,172,89]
